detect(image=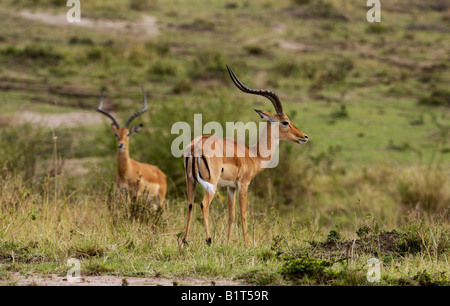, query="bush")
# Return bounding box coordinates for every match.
[418,89,450,107]
[281,254,335,281]
[366,23,393,34]
[148,59,180,79]
[309,58,354,91]
[243,45,266,56]
[0,123,50,182]
[129,0,157,11]
[189,50,226,81]
[290,0,347,21]
[1,44,64,65]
